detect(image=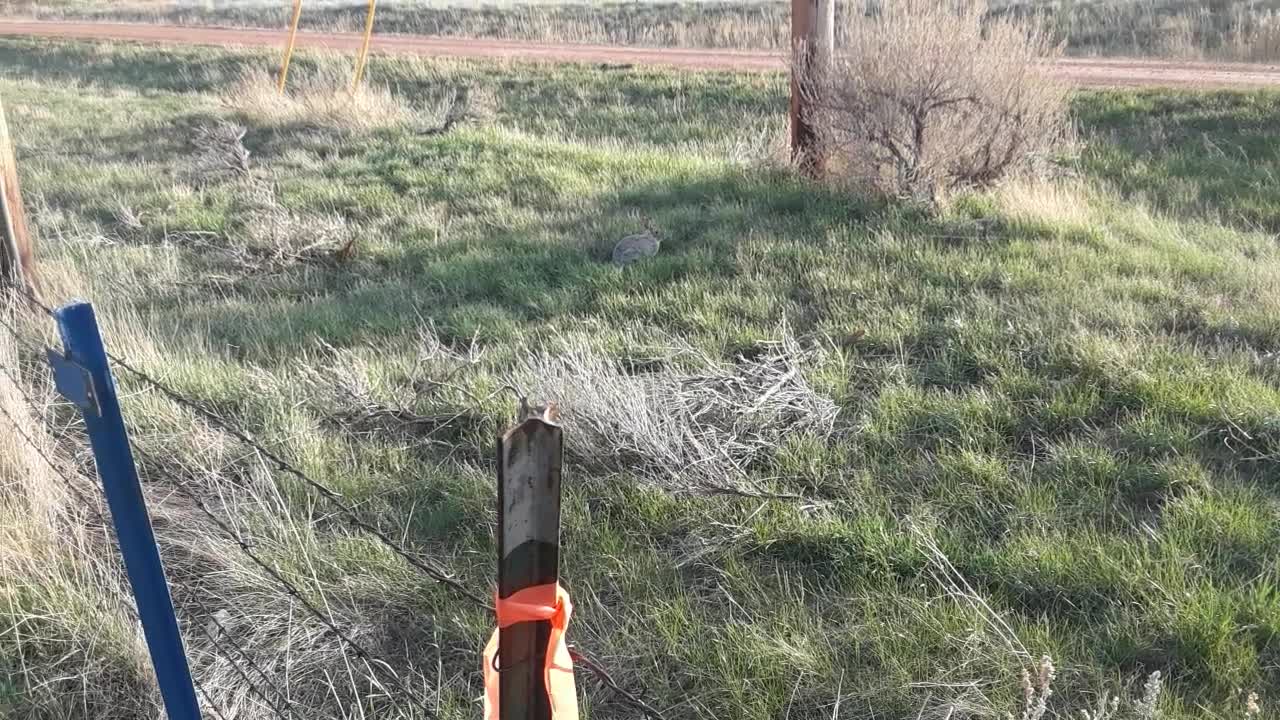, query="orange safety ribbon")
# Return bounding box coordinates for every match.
[482,583,578,720]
